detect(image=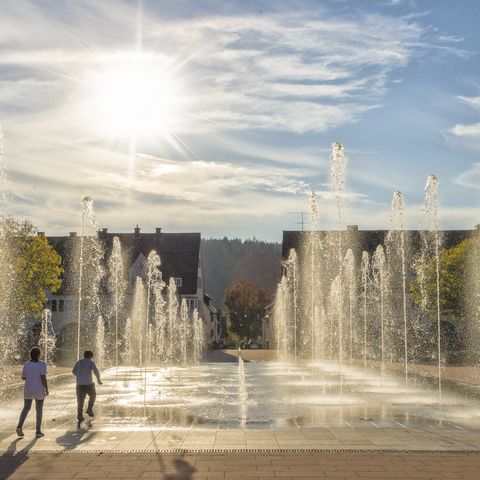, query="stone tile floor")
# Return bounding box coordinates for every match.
[1,424,480,479]
[1,450,480,480]
[1,424,480,452]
